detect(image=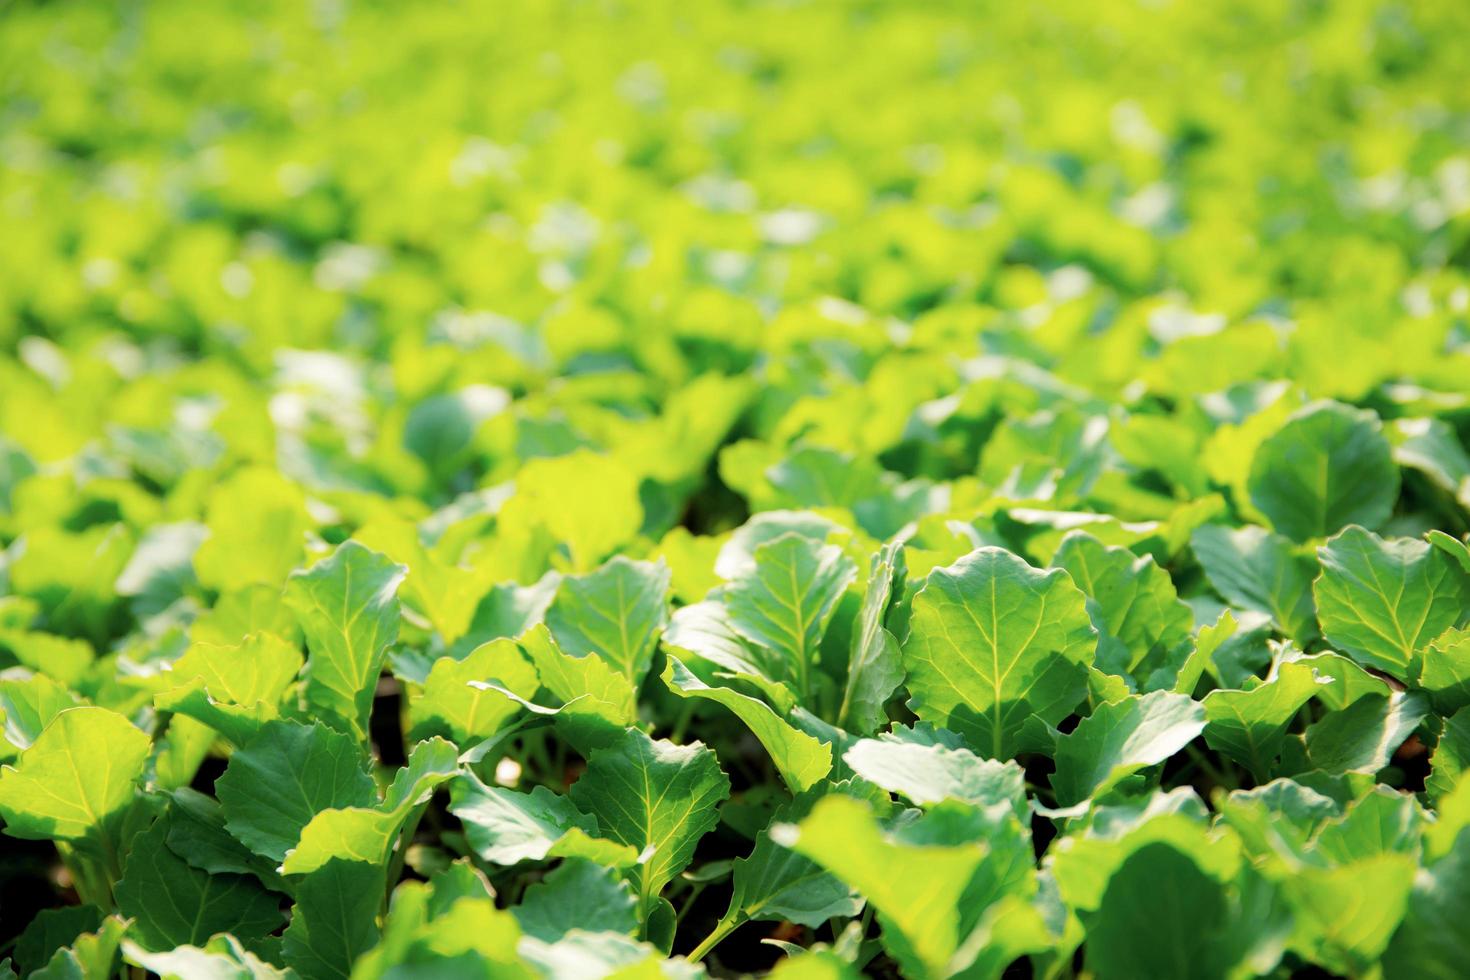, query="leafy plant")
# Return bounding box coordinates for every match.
[3,0,1470,977]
